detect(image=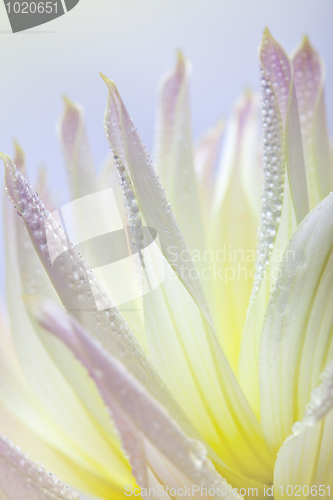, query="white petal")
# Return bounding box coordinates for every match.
[259,193,333,452]
[273,359,333,497]
[101,75,213,329]
[1,153,202,458]
[238,31,302,414]
[145,257,274,483]
[2,162,134,494]
[36,301,244,500]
